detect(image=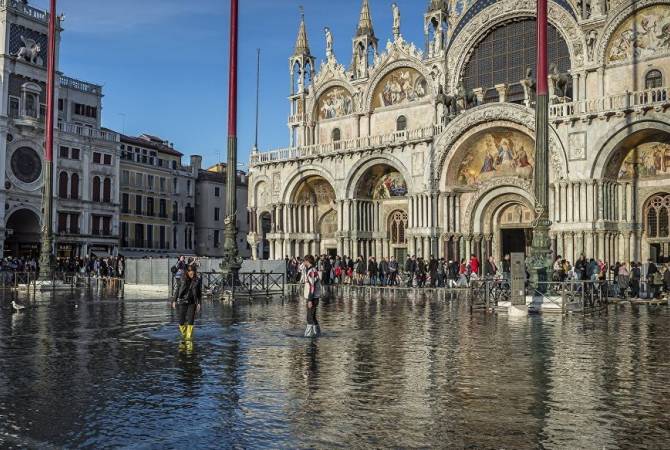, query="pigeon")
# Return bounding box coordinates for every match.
[11,301,26,312]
